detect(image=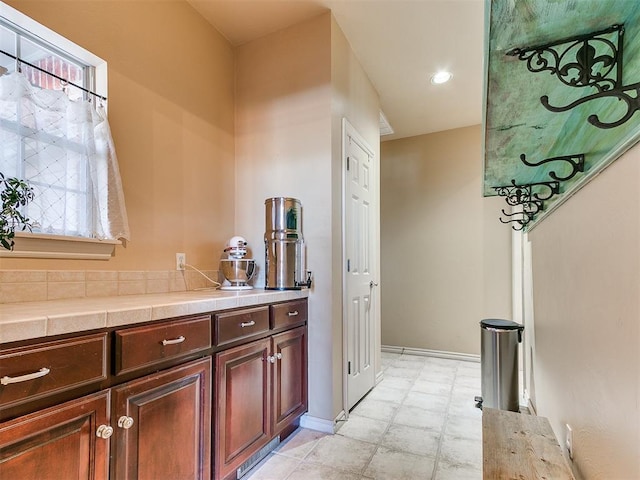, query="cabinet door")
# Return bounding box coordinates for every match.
[272,326,307,436]
[0,390,110,480]
[111,357,211,480]
[215,338,271,480]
